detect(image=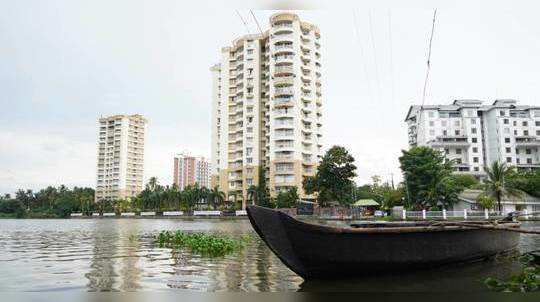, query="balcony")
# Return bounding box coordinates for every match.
[275,54,294,65]
[274,76,294,86]
[429,136,470,147]
[515,136,540,147]
[274,66,294,76]
[275,87,294,96]
[274,43,294,54]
